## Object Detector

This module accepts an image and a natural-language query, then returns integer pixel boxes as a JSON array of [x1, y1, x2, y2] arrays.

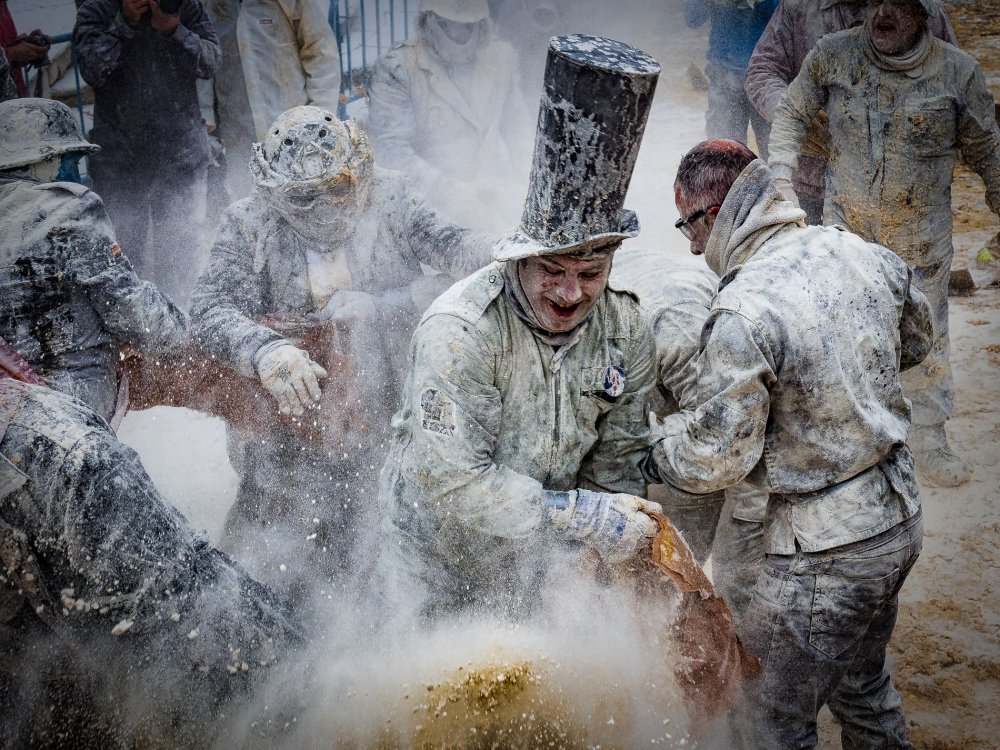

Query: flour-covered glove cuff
[[545, 489, 662, 564]]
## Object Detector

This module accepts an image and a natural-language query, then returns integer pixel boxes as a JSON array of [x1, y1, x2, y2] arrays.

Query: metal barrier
[[330, 0, 418, 116]]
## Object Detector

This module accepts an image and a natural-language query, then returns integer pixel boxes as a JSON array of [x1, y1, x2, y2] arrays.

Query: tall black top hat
[[494, 34, 660, 262]]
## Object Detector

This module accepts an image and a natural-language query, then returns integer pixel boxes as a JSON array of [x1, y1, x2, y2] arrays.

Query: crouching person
[[0, 98, 187, 427], [378, 36, 663, 619], [0, 369, 301, 748], [646, 140, 934, 748]]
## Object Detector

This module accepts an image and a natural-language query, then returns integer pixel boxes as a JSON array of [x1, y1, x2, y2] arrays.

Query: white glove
[[545, 489, 663, 564], [319, 290, 379, 324], [256, 344, 327, 416], [773, 177, 800, 208]]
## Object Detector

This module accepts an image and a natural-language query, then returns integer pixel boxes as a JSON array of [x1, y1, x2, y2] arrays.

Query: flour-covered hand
[[256, 343, 327, 416], [545, 489, 662, 564]]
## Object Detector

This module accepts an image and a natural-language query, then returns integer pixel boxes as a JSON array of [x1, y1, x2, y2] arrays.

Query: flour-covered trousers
[[711, 488, 765, 634], [222, 425, 383, 611], [89, 156, 208, 307], [705, 62, 771, 161], [734, 511, 923, 750], [901, 249, 953, 430]]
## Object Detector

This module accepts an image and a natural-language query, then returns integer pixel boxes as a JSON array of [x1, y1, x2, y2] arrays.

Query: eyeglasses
[[674, 206, 720, 240]]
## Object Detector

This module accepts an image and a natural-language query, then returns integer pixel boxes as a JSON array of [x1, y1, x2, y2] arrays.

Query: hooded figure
[[647, 141, 934, 748], [0, 98, 187, 427], [189, 106, 493, 612], [377, 35, 663, 621], [367, 0, 532, 232], [765, 0, 1000, 486]]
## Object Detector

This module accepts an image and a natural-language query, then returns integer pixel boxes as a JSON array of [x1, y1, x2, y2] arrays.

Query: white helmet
[[250, 107, 375, 240], [419, 0, 489, 23], [0, 98, 99, 172]]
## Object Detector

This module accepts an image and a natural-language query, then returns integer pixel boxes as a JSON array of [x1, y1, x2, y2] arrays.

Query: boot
[[910, 425, 971, 487]]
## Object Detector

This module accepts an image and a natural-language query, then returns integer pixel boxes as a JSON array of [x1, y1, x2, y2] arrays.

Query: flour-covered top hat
[[494, 34, 660, 262]]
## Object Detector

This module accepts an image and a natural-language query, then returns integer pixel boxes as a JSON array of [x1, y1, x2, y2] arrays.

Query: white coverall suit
[[237, 0, 342, 141], [378, 261, 657, 619]]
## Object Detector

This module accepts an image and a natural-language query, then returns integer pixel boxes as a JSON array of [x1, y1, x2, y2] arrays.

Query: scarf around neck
[[863, 20, 931, 73]]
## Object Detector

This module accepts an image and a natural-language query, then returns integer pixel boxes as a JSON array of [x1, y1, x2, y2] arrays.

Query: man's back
[[721, 224, 922, 493]]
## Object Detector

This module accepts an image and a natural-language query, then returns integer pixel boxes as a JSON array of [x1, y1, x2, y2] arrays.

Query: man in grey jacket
[[0, 98, 187, 426], [74, 0, 221, 305], [744, 0, 954, 224], [190, 106, 493, 608], [646, 140, 934, 748], [766, 0, 1000, 486], [378, 35, 663, 621]]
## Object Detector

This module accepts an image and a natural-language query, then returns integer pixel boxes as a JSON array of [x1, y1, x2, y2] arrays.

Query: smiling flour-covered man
[[377, 35, 664, 619]]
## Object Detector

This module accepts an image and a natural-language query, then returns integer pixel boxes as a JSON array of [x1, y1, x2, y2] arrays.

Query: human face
[[437, 16, 476, 44], [674, 185, 718, 257], [517, 252, 614, 334], [867, 0, 925, 55]]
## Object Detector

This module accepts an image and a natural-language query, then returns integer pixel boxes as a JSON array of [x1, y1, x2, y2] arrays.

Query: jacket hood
[[704, 159, 806, 277]]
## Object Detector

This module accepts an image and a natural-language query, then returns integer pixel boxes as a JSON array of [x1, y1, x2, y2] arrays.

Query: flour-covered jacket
[[745, 0, 955, 202], [190, 168, 493, 378], [612, 247, 768, 525], [367, 33, 531, 230], [380, 262, 656, 571], [611, 249, 719, 414], [0, 380, 299, 734], [0, 177, 187, 422], [647, 161, 934, 555], [237, 0, 342, 141], [768, 26, 1000, 267]]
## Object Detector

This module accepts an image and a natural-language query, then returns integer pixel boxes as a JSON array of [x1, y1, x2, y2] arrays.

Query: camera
[[157, 0, 183, 14]]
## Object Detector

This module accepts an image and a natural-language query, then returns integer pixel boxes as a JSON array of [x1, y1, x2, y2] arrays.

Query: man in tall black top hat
[[376, 35, 664, 618]]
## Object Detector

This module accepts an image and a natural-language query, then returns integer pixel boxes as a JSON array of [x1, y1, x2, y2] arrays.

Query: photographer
[[0, 0, 50, 97], [73, 0, 220, 306]]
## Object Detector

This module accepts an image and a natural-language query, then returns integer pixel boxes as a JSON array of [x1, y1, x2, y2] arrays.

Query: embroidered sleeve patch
[[420, 388, 456, 437]]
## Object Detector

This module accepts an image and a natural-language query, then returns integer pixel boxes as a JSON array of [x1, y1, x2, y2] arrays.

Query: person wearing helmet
[[376, 37, 662, 620], [0, 98, 188, 426], [189, 106, 494, 610], [766, 0, 1000, 487], [367, 0, 532, 232]]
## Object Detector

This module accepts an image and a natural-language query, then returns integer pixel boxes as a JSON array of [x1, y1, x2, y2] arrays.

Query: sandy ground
[[115, 1, 1000, 747]]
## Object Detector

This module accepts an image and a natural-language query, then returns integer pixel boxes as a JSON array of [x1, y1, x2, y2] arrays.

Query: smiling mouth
[[547, 300, 581, 318], [874, 21, 897, 33]]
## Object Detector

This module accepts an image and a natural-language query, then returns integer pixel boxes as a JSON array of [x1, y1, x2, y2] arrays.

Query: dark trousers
[[734, 512, 923, 749], [90, 155, 208, 307]]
